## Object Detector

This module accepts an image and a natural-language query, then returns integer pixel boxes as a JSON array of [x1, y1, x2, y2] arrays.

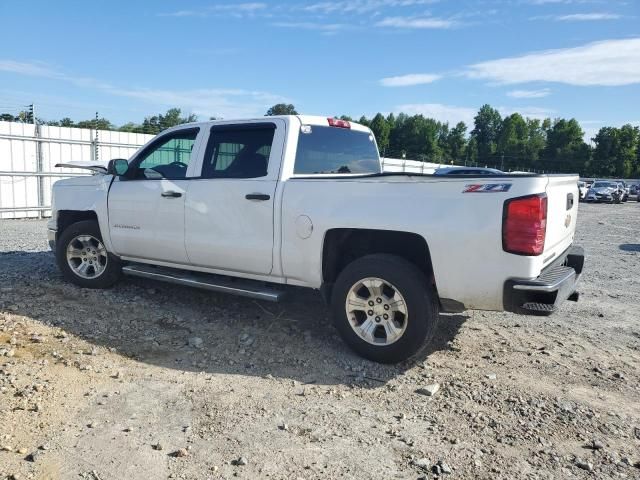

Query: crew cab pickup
[[48, 115, 584, 363]]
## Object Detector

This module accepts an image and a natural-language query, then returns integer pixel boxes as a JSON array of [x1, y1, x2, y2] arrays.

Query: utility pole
[[94, 111, 99, 162], [32, 103, 45, 219]]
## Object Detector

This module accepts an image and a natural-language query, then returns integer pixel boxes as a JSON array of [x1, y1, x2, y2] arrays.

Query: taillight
[[327, 117, 351, 129], [502, 194, 547, 256]]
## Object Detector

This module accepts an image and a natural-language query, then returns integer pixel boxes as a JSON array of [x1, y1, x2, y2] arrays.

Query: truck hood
[[55, 161, 108, 174], [590, 187, 614, 194], [54, 173, 111, 188]]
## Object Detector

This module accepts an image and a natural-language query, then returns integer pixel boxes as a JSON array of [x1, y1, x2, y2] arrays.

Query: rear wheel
[[331, 254, 439, 363], [56, 220, 122, 288]]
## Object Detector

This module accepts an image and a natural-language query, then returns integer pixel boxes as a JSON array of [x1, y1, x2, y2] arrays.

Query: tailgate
[[544, 175, 579, 264]]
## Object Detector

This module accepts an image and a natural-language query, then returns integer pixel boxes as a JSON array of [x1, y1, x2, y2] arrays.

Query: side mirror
[[107, 158, 129, 176]]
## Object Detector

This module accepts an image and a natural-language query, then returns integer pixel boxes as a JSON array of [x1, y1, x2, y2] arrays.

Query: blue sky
[[0, 0, 638, 140]]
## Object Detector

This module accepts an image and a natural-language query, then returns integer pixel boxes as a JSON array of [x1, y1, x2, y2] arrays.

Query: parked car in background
[[630, 183, 639, 196], [586, 181, 624, 203], [577, 181, 588, 201], [614, 180, 630, 202]]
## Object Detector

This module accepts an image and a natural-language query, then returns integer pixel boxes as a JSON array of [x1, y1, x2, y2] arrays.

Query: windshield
[[592, 182, 613, 188], [294, 126, 380, 174]]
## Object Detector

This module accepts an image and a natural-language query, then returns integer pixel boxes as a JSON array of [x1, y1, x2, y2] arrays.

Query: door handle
[[245, 193, 270, 201], [161, 191, 182, 198]]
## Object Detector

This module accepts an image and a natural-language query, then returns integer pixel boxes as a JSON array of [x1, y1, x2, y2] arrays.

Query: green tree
[[592, 127, 618, 176], [592, 124, 639, 177], [118, 122, 141, 133], [466, 137, 479, 165], [76, 117, 114, 130], [471, 105, 502, 163], [524, 118, 547, 169], [497, 113, 527, 170], [265, 103, 298, 116], [134, 108, 197, 135], [388, 113, 406, 158], [403, 115, 443, 161], [369, 113, 391, 154], [543, 119, 591, 173], [445, 121, 467, 163], [617, 124, 639, 178], [357, 115, 370, 128]]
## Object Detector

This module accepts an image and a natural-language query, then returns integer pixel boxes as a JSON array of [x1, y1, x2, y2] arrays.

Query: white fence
[[0, 121, 153, 219], [381, 158, 450, 174]]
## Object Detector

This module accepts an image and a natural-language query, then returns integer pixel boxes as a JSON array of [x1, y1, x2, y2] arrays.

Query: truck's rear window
[[294, 126, 380, 175]]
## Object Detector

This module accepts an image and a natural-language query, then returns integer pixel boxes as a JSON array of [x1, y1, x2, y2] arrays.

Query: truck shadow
[[619, 244, 640, 253], [0, 251, 467, 388]]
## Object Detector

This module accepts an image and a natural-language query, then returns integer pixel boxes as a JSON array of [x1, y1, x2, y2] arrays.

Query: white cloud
[[527, 0, 587, 4], [106, 88, 286, 119], [159, 3, 267, 18], [271, 22, 350, 32], [0, 60, 61, 78], [380, 73, 441, 87], [375, 16, 456, 28], [553, 13, 621, 21], [0, 60, 288, 119], [395, 103, 477, 125], [507, 88, 551, 98], [208, 3, 266, 12], [464, 37, 640, 86], [158, 10, 203, 18], [301, 0, 439, 15]]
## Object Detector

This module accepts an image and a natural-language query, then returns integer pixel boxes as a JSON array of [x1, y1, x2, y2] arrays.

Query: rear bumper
[[504, 245, 584, 315]]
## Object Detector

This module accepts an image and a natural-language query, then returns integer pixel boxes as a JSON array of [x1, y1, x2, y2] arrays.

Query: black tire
[[56, 220, 122, 289], [330, 254, 439, 364]]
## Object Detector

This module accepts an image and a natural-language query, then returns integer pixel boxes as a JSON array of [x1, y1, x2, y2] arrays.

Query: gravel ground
[[1, 203, 639, 480]]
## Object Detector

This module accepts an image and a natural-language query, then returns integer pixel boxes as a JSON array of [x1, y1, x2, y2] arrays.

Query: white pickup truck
[[48, 115, 584, 363]]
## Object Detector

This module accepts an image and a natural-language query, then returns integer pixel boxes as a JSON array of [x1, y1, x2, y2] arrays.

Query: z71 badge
[[463, 183, 512, 193]]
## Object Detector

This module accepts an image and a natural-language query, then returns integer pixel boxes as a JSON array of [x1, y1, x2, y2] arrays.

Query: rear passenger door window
[[201, 124, 275, 179]]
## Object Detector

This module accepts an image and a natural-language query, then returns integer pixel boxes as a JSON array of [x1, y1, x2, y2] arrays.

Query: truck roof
[[166, 115, 371, 134]]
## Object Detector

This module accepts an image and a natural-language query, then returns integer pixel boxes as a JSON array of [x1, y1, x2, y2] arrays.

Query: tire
[[56, 220, 122, 289], [330, 254, 439, 363]]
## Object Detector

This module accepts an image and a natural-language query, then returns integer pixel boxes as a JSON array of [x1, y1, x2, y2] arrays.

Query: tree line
[[264, 103, 639, 177], [2, 103, 638, 178]]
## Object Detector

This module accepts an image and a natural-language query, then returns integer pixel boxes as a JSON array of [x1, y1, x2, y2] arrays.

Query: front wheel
[[331, 254, 439, 363], [56, 220, 122, 289]]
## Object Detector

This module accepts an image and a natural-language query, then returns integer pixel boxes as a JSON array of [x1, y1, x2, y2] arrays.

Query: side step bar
[[122, 264, 285, 302]]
